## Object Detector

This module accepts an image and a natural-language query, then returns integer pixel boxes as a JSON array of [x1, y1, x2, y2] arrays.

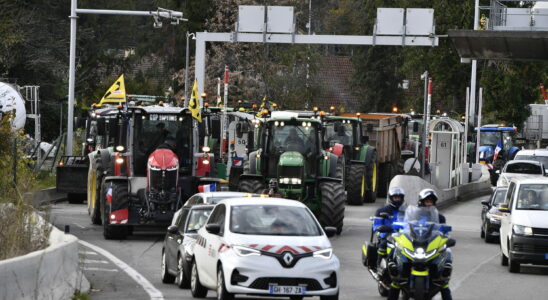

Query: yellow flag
[[216, 95, 222, 106], [97, 75, 126, 107], [188, 79, 202, 122], [256, 96, 267, 117]]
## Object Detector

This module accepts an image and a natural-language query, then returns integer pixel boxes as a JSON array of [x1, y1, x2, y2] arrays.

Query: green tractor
[[323, 115, 378, 205], [238, 111, 346, 233]]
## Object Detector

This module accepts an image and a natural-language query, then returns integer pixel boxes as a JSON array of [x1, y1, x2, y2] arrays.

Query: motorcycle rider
[[374, 187, 406, 269], [387, 188, 453, 300]]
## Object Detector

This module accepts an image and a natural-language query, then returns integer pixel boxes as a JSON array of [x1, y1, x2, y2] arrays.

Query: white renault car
[[191, 198, 339, 300]]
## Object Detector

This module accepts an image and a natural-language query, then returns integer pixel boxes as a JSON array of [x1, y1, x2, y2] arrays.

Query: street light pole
[[184, 32, 195, 108], [67, 0, 78, 155], [65, 2, 186, 155]]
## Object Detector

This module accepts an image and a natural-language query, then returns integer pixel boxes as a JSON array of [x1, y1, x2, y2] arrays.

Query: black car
[[481, 187, 507, 243], [161, 204, 214, 288]]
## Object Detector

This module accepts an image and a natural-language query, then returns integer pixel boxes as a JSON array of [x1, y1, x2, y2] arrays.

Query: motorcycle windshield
[[404, 206, 440, 224]]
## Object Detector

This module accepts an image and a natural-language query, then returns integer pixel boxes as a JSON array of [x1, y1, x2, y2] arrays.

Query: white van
[[499, 177, 548, 273]]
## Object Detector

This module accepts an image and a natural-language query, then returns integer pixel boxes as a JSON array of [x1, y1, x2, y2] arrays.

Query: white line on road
[[79, 240, 164, 300], [79, 250, 98, 256], [83, 267, 119, 272], [73, 222, 86, 229], [83, 259, 110, 264], [451, 252, 500, 291]]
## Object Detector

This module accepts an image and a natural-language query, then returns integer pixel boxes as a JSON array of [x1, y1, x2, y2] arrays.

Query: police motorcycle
[[361, 210, 404, 297], [385, 206, 456, 300]]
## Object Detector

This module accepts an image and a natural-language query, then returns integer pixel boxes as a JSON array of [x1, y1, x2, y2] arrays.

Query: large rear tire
[[346, 163, 366, 206], [88, 156, 103, 225], [102, 182, 129, 240], [320, 181, 345, 234], [238, 177, 265, 194]]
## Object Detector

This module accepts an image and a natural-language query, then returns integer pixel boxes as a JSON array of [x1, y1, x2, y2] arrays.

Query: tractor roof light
[[324, 155, 330, 160], [116, 145, 125, 152], [313, 106, 319, 111], [115, 157, 124, 164], [356, 112, 361, 116], [205, 102, 209, 107], [202, 146, 211, 153], [320, 111, 326, 116]]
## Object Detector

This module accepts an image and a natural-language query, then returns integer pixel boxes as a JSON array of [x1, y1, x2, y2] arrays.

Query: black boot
[[387, 287, 400, 300], [440, 287, 453, 300]]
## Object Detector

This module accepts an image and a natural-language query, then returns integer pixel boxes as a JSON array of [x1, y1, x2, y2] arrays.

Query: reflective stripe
[[362, 244, 367, 256], [411, 269, 429, 276], [390, 283, 400, 289], [377, 250, 386, 255], [443, 284, 449, 289]]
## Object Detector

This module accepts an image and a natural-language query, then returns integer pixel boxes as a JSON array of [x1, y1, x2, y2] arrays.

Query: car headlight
[[313, 248, 332, 260], [232, 245, 261, 257], [513, 225, 533, 236], [403, 247, 437, 260]]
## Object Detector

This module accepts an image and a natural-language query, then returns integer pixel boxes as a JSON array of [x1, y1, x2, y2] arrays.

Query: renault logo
[[282, 252, 294, 266]]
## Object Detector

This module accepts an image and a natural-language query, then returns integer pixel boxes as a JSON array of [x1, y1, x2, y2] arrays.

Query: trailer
[[342, 113, 408, 197]]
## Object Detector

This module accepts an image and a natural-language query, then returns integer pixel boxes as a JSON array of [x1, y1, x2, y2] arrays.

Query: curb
[[24, 187, 66, 207]]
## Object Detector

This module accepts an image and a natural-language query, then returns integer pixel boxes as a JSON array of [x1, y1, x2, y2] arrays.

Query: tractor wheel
[[88, 156, 103, 225], [364, 151, 378, 203], [238, 177, 265, 194], [102, 182, 129, 240], [346, 163, 366, 206], [320, 181, 346, 234]]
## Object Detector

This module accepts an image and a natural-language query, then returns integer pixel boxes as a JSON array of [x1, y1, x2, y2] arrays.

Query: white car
[[499, 177, 548, 273], [514, 149, 548, 172], [496, 160, 545, 187], [191, 197, 339, 300]]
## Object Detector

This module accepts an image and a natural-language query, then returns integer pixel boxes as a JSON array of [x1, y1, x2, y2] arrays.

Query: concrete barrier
[[23, 187, 67, 207], [0, 220, 89, 300], [389, 164, 492, 208]]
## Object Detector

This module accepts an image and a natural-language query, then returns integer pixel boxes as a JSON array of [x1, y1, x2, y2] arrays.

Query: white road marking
[[83, 259, 109, 264], [73, 222, 86, 229], [79, 240, 164, 300], [79, 250, 98, 256], [451, 252, 500, 291], [83, 267, 119, 272]]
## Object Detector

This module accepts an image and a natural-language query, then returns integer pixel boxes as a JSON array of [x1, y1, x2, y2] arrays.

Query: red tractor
[[90, 105, 215, 239]]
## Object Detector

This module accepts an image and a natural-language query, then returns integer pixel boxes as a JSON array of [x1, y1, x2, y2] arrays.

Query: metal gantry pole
[[421, 71, 429, 179], [184, 32, 192, 108], [469, 0, 480, 128], [464, 87, 470, 166], [476, 88, 483, 164]]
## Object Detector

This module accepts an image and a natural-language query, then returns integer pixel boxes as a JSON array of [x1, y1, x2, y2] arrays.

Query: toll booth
[[428, 118, 464, 189]]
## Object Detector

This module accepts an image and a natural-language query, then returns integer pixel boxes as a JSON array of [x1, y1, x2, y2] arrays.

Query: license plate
[[269, 285, 307, 295]]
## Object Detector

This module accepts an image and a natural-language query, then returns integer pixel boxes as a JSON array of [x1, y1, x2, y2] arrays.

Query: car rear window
[[514, 155, 548, 168], [505, 163, 542, 174], [516, 184, 548, 211], [230, 205, 322, 236]]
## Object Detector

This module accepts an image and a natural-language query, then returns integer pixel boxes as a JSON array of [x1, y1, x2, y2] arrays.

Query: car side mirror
[[446, 238, 456, 248], [324, 226, 337, 238], [206, 223, 221, 234], [481, 199, 490, 206], [167, 225, 180, 235], [498, 203, 510, 213], [413, 122, 419, 133], [361, 136, 369, 144]]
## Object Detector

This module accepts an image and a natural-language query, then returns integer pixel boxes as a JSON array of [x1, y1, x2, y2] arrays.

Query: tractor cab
[[474, 125, 518, 164], [83, 106, 119, 155]]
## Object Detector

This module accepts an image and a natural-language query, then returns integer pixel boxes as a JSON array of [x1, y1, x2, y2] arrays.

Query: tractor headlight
[[513, 225, 533, 236], [480, 152, 484, 159], [203, 159, 210, 165], [279, 178, 301, 185], [115, 157, 124, 164], [202, 146, 210, 153], [232, 245, 261, 257], [291, 178, 301, 184], [313, 248, 333, 260], [116, 145, 125, 152]]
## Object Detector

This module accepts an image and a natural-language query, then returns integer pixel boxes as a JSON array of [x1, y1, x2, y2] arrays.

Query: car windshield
[[514, 155, 548, 168], [207, 195, 255, 204], [480, 131, 500, 146], [268, 123, 318, 155], [185, 208, 213, 233], [505, 163, 542, 174], [493, 189, 507, 205], [230, 205, 322, 236], [324, 121, 354, 146], [516, 184, 548, 211]]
